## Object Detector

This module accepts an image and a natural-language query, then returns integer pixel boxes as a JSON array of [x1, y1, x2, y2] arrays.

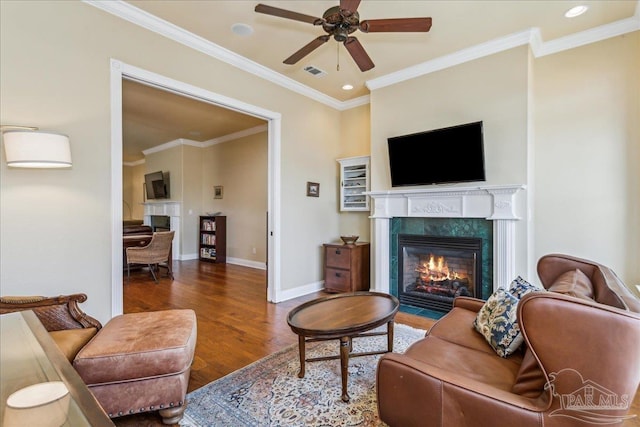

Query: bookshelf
[[199, 215, 226, 263]]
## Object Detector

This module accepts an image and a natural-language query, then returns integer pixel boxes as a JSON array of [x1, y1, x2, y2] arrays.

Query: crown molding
[[531, 15, 640, 57], [123, 158, 145, 167], [367, 10, 640, 91], [142, 138, 194, 156], [366, 29, 533, 91], [203, 124, 268, 147], [137, 125, 269, 160], [84, 0, 348, 110], [86, 0, 639, 109]]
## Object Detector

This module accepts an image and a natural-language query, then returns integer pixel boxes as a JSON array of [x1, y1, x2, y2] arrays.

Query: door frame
[[109, 59, 282, 315]]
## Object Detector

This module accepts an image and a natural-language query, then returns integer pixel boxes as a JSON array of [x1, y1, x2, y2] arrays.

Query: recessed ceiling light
[[342, 84, 354, 91], [231, 23, 253, 36], [564, 5, 589, 18]]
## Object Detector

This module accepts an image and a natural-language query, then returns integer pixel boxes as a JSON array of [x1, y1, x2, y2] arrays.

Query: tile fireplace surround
[[367, 184, 525, 296]]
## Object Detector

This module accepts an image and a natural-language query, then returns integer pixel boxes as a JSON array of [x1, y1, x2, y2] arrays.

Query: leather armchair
[[377, 254, 640, 426]]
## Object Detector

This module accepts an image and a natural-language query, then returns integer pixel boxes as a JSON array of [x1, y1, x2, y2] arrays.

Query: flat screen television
[[387, 121, 486, 187], [144, 171, 170, 199]]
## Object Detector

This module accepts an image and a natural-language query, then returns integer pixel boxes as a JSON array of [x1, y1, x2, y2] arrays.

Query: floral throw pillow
[[473, 288, 523, 357], [509, 276, 543, 299]]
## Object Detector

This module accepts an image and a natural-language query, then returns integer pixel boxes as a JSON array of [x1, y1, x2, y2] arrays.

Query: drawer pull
[[335, 249, 341, 255], [335, 272, 342, 278]]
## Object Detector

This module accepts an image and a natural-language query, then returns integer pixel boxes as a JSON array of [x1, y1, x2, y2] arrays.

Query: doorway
[[110, 59, 282, 316]]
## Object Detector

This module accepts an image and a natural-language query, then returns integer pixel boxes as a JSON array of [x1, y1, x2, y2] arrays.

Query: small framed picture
[[214, 185, 224, 199], [307, 182, 319, 197]]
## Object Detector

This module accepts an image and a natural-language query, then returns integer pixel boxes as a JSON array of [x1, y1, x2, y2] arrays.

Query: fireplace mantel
[[143, 201, 181, 260], [366, 184, 525, 295]]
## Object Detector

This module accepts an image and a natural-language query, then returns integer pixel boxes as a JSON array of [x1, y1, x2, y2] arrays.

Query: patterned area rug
[[181, 323, 426, 427]]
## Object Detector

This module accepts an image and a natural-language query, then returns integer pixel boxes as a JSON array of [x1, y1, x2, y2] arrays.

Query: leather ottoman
[[73, 309, 197, 424]]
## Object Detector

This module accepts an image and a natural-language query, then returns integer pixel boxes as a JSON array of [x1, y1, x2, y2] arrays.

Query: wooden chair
[[0, 293, 102, 361], [126, 230, 175, 283]]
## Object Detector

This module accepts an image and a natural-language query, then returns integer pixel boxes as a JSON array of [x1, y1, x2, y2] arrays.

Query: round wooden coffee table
[[287, 291, 400, 402]]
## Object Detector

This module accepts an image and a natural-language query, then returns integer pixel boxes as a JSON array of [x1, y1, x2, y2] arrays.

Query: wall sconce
[[1, 125, 72, 168]]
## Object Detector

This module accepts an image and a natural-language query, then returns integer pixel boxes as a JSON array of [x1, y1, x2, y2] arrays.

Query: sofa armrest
[[453, 296, 485, 312], [0, 294, 102, 331], [519, 292, 640, 417]]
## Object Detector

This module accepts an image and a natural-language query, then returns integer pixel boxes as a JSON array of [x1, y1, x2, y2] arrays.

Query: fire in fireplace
[[398, 234, 483, 313]]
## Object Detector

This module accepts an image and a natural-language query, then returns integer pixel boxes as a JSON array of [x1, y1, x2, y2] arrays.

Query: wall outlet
[[252, 247, 257, 254]]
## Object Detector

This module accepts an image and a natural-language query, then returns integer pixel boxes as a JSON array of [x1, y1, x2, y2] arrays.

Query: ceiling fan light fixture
[[564, 5, 589, 18], [231, 23, 254, 36]]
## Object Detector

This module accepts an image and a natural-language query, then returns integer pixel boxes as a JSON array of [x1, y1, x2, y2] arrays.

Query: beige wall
[[202, 132, 268, 264], [338, 104, 372, 242], [122, 163, 145, 220], [368, 34, 639, 289], [533, 32, 640, 285], [181, 145, 204, 258], [0, 1, 343, 323], [370, 47, 532, 280]]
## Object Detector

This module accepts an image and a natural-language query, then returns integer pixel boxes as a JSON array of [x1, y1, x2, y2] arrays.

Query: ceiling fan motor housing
[[322, 6, 359, 42]]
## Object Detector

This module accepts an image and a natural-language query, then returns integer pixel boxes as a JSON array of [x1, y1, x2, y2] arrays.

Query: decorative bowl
[[340, 235, 359, 245]]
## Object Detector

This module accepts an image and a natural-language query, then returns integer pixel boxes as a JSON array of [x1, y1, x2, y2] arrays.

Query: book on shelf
[[201, 219, 216, 231]]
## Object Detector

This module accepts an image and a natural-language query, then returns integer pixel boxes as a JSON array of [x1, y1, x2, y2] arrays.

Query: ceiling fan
[[255, 0, 432, 72]]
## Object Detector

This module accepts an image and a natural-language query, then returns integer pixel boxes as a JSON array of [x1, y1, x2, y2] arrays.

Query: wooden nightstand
[[323, 242, 370, 293]]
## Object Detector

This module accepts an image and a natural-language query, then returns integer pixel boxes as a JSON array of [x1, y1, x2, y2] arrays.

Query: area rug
[[181, 323, 426, 427]]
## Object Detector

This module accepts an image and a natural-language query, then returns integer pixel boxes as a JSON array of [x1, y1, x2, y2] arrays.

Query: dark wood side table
[[323, 242, 370, 293], [287, 292, 399, 402]]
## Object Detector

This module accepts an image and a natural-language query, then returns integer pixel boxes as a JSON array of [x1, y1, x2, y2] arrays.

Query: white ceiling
[[117, 0, 639, 161]]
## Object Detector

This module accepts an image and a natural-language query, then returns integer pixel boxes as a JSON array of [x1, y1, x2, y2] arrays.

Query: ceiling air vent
[[303, 65, 327, 78]]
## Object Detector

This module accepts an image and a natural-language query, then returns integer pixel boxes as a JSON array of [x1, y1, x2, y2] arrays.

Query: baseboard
[[275, 280, 325, 303], [227, 257, 266, 270], [180, 253, 199, 261]]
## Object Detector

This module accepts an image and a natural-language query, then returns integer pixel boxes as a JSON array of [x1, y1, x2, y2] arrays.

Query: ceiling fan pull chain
[[337, 42, 340, 71]]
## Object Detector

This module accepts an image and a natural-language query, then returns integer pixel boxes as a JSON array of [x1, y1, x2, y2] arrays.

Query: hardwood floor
[[117, 260, 434, 426], [117, 260, 639, 427]]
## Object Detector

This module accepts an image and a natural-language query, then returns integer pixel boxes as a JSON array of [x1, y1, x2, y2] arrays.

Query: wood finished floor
[[116, 260, 639, 427], [116, 260, 435, 426]]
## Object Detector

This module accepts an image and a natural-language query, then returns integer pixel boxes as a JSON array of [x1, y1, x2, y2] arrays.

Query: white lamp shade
[[3, 130, 71, 168], [3, 381, 70, 427]]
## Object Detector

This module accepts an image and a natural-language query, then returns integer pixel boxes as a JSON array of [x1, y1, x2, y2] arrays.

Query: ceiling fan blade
[[344, 37, 375, 72], [340, 0, 361, 14], [283, 36, 330, 65], [359, 17, 432, 33], [255, 4, 323, 25]]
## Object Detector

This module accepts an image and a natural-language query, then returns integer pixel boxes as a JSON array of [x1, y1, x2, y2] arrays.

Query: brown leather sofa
[[377, 254, 640, 426]]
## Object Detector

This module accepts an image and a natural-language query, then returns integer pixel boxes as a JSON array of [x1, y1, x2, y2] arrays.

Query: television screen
[[144, 171, 170, 199], [387, 121, 485, 187]]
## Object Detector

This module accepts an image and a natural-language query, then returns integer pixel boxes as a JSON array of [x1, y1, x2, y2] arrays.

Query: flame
[[416, 254, 462, 282]]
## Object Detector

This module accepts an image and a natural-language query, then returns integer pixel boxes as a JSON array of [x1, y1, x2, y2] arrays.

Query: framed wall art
[[307, 182, 319, 197]]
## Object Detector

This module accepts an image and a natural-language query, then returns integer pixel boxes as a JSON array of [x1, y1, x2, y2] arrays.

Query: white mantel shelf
[[365, 184, 526, 295], [366, 184, 525, 220]]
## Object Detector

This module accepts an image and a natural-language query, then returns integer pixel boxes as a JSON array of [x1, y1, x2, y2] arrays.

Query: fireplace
[[150, 215, 170, 232], [398, 234, 483, 313]]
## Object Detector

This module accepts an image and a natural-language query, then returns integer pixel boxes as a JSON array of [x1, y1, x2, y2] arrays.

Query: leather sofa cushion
[[427, 306, 497, 355], [49, 327, 98, 362], [511, 348, 546, 397], [547, 268, 594, 301], [73, 309, 196, 385], [404, 335, 523, 392]]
